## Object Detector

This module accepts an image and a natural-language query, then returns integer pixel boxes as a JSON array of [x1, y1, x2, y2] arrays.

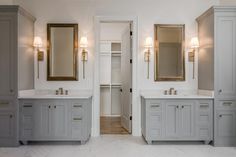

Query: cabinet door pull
[[10, 115, 13, 118], [218, 89, 222, 93], [222, 102, 233, 106], [182, 106, 184, 108], [0, 102, 9, 105], [73, 105, 82, 108], [48, 106, 51, 109], [200, 105, 209, 108], [54, 106, 56, 109], [73, 118, 82, 121], [10, 89, 13, 93], [176, 106, 179, 109], [23, 105, 32, 108], [219, 115, 222, 118], [150, 105, 160, 108]]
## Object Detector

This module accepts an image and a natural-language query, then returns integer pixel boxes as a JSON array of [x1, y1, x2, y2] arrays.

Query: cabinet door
[[0, 15, 16, 96], [38, 103, 51, 138], [179, 102, 195, 138], [216, 111, 236, 137], [20, 101, 34, 139], [52, 103, 68, 138], [0, 112, 13, 138], [215, 16, 236, 98], [165, 103, 179, 138]]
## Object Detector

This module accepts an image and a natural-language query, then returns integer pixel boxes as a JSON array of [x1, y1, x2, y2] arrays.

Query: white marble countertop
[[140, 90, 214, 99], [18, 89, 93, 99]]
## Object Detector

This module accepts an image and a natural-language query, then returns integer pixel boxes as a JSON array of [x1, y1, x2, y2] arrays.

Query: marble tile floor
[[0, 135, 236, 157]]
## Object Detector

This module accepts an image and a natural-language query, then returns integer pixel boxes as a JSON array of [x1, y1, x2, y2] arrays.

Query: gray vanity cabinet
[[19, 98, 92, 144], [141, 98, 213, 144], [164, 101, 194, 139], [197, 6, 236, 146], [0, 112, 14, 139], [0, 6, 35, 146]]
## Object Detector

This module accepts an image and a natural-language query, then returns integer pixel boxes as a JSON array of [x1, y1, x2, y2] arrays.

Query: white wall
[[100, 23, 129, 41], [0, 0, 13, 5], [11, 0, 220, 136], [220, 0, 236, 5]]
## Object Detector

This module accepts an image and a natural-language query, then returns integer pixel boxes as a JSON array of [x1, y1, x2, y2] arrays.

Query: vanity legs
[[146, 141, 152, 145], [204, 140, 211, 145], [21, 141, 28, 145]]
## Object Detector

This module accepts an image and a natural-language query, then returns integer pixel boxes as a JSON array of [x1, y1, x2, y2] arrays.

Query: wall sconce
[[80, 36, 88, 79], [189, 37, 199, 79], [33, 36, 43, 79], [144, 37, 153, 79]]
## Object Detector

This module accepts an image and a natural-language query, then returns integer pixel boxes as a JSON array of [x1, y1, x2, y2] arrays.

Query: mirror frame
[[47, 23, 78, 81], [154, 24, 185, 81]]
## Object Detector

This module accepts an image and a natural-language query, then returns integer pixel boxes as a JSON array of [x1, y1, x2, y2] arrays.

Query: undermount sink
[[18, 90, 93, 99], [140, 90, 214, 99]]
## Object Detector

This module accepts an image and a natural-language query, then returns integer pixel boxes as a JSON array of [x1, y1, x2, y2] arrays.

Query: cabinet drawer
[[72, 103, 84, 116], [146, 101, 162, 112], [198, 127, 211, 138], [148, 113, 162, 128], [218, 100, 236, 109], [0, 99, 13, 109]]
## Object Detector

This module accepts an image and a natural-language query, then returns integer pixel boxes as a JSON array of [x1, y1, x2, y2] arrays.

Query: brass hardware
[[144, 49, 151, 79], [23, 105, 32, 108], [151, 105, 160, 108], [174, 90, 177, 95], [0, 102, 9, 105], [222, 102, 233, 106], [82, 49, 88, 79], [168, 88, 175, 95], [200, 105, 209, 108], [73, 118, 82, 121], [73, 105, 82, 108], [164, 90, 168, 95], [47, 23, 78, 81]]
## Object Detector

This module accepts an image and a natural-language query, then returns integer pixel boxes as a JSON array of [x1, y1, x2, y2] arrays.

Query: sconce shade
[[33, 36, 43, 48], [190, 37, 199, 48], [80, 36, 88, 48], [144, 37, 153, 48]]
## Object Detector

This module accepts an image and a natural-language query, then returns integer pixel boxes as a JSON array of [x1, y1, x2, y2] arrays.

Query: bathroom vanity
[[18, 90, 92, 144], [141, 92, 213, 144]]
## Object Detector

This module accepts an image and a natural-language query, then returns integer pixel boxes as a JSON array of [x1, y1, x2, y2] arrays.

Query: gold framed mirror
[[154, 24, 185, 81], [47, 23, 78, 81]]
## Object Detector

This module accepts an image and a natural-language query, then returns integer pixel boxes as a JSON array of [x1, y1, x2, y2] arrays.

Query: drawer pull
[[150, 105, 160, 108], [73, 118, 82, 121], [222, 102, 233, 106], [219, 115, 222, 118], [0, 102, 9, 105], [73, 105, 82, 108], [200, 105, 209, 108], [23, 105, 32, 108]]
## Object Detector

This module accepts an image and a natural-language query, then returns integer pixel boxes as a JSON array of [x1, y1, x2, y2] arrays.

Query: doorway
[[99, 22, 132, 134]]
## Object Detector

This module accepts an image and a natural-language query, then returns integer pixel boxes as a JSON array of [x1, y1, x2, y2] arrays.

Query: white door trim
[[93, 16, 139, 136]]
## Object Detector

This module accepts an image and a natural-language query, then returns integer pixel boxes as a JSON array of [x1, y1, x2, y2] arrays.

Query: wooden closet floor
[[100, 117, 129, 134]]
